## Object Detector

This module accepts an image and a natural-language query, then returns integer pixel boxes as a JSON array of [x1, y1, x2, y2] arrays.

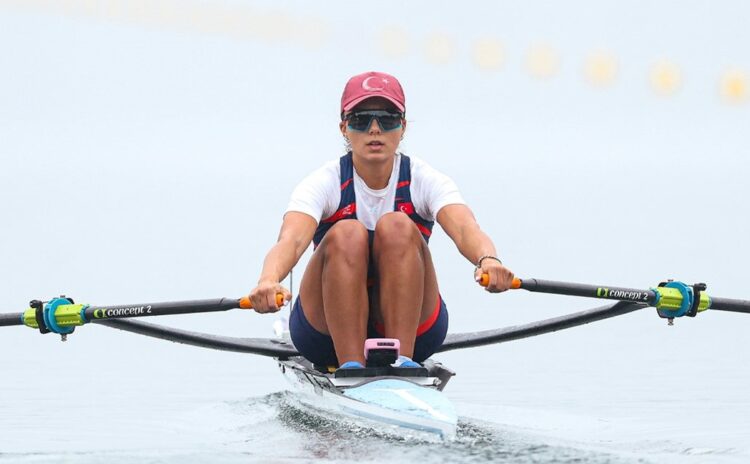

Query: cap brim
[[342, 94, 405, 113]]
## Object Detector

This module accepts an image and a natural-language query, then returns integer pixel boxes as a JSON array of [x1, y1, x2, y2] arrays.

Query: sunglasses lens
[[347, 113, 373, 131], [377, 114, 402, 131], [347, 111, 403, 132]]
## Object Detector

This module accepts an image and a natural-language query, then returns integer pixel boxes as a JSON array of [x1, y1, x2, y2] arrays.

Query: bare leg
[[298, 220, 370, 366], [371, 212, 440, 358]]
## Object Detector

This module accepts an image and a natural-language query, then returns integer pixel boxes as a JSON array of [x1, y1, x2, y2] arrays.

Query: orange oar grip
[[479, 273, 522, 289], [239, 293, 285, 309]]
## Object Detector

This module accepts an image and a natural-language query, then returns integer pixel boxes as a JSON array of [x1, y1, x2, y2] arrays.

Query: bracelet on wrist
[[475, 255, 503, 269]]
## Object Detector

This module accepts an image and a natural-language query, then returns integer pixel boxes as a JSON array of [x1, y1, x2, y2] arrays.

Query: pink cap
[[341, 71, 405, 114]]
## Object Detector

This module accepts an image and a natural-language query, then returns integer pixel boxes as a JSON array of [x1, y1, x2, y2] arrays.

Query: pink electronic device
[[364, 338, 400, 367]]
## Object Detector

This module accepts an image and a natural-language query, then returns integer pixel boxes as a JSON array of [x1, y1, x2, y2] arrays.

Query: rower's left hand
[[475, 260, 514, 293]]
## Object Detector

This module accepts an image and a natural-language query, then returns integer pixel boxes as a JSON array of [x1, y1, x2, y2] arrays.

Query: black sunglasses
[[345, 110, 404, 132]]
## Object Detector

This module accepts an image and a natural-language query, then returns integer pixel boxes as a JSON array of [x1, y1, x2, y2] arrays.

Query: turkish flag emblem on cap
[[341, 71, 406, 113]]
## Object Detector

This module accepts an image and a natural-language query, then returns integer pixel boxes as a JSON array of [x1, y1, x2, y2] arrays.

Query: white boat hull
[[278, 357, 457, 440]]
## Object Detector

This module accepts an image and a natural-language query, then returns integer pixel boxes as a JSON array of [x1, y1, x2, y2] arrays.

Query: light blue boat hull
[[279, 357, 457, 439]]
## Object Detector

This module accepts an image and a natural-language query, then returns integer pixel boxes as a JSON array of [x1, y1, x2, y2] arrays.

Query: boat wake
[[2, 390, 735, 464], [239, 391, 648, 464]]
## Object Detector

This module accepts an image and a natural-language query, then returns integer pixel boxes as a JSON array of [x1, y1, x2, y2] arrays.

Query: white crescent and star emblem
[[362, 76, 389, 91]]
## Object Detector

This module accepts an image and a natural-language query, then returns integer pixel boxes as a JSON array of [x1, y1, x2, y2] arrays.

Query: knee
[[322, 220, 369, 260], [374, 212, 420, 248]]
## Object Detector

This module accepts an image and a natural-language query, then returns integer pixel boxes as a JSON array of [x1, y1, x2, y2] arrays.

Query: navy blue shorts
[[289, 295, 449, 367]]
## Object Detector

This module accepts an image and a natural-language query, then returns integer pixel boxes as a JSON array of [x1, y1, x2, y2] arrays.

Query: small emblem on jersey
[[322, 203, 356, 223]]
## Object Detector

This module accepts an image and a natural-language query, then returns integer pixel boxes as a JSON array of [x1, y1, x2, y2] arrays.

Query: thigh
[[297, 243, 328, 333], [297, 219, 369, 334], [411, 297, 449, 362], [370, 234, 441, 325], [288, 296, 338, 367], [419, 238, 441, 318]]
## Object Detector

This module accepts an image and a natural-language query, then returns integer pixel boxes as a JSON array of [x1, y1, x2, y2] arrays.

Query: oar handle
[[238, 293, 285, 310], [479, 273, 522, 289]]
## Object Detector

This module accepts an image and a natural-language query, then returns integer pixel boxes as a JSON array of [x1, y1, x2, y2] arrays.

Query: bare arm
[[437, 204, 514, 292], [249, 212, 318, 312]]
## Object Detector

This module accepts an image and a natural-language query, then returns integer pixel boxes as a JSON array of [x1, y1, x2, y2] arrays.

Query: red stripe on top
[[372, 296, 442, 337], [321, 203, 356, 223], [396, 180, 410, 189], [415, 222, 432, 237], [340, 178, 353, 190], [416, 297, 442, 336]]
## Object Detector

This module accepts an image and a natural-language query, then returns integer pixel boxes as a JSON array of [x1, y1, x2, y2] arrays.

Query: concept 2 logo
[[92, 306, 153, 319], [597, 288, 649, 302]]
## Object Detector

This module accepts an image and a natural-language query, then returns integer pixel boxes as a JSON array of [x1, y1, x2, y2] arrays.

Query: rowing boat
[[278, 356, 457, 439], [2, 276, 749, 440]]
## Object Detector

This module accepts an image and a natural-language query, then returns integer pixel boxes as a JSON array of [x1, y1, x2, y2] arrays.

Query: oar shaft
[[83, 298, 241, 321], [2, 294, 282, 332], [517, 278, 655, 304], [708, 296, 750, 314], [0, 312, 22, 327], [483, 274, 750, 315]]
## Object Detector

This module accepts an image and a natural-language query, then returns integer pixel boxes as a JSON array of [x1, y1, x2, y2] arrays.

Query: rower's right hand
[[248, 280, 291, 313], [475, 261, 514, 293]]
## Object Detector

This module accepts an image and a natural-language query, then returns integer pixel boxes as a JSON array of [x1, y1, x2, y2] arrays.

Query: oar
[[0, 294, 285, 338], [480, 274, 750, 321]]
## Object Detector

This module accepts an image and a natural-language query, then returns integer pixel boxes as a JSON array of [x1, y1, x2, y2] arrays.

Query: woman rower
[[248, 71, 514, 370]]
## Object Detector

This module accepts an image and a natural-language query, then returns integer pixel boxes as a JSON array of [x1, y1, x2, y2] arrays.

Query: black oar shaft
[[83, 298, 241, 321], [0, 312, 22, 327], [519, 278, 655, 304], [708, 296, 750, 314], [515, 278, 750, 314]]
